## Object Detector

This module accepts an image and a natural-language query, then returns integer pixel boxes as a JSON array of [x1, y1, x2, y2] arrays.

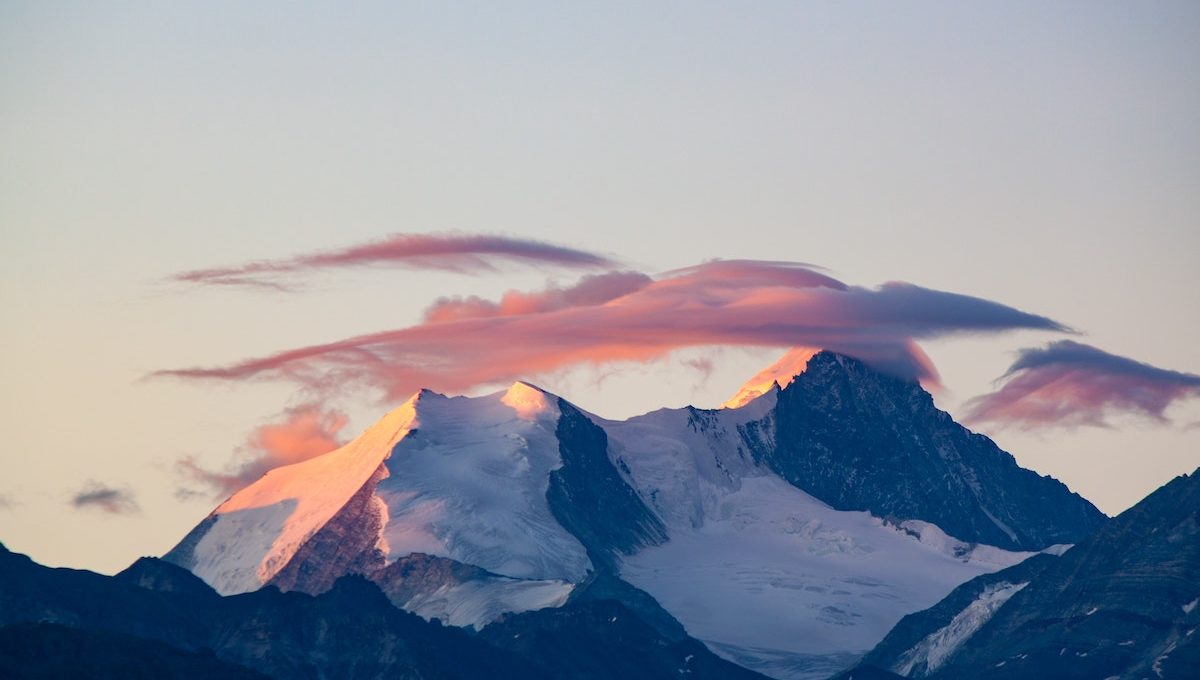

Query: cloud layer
[[158, 260, 1069, 401], [71, 483, 140, 515], [173, 233, 620, 290], [964, 340, 1200, 429], [178, 403, 348, 498]]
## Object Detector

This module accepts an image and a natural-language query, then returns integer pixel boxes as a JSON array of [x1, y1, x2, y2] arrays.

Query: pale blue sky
[[1, 1, 1197, 573]]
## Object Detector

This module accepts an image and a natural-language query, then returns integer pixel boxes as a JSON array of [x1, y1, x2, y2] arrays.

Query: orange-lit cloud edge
[[157, 259, 1069, 403]]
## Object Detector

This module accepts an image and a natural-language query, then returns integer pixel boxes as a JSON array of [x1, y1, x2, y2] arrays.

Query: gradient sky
[[2, 1, 1198, 575]]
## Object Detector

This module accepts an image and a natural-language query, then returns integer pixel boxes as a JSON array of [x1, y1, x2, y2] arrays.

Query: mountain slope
[[763, 352, 1106, 551], [853, 467, 1200, 679]]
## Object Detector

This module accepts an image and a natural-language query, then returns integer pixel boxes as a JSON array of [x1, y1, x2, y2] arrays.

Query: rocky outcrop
[[548, 400, 668, 569], [760, 352, 1107, 551], [268, 464, 389, 594]]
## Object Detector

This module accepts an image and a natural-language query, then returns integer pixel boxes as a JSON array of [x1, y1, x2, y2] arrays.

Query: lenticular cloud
[[964, 340, 1200, 429], [172, 233, 620, 290], [157, 260, 1069, 401]]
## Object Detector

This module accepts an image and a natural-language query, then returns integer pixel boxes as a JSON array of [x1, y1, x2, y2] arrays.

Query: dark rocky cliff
[[760, 352, 1107, 551]]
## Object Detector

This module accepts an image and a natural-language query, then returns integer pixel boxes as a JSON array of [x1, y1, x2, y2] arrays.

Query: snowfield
[[619, 475, 1026, 680]]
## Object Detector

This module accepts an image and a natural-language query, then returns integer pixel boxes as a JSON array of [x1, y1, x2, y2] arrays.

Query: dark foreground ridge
[[0, 543, 765, 680]]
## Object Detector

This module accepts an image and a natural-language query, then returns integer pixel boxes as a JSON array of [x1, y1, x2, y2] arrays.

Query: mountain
[[0, 542, 762, 679], [847, 467, 1200, 679], [762, 352, 1106, 551], [162, 350, 1105, 679]]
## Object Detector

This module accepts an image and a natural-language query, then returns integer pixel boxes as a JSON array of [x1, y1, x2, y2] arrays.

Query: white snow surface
[[896, 520, 1034, 570], [188, 396, 419, 595], [402, 576, 574, 629], [376, 383, 592, 582], [607, 401, 1031, 680], [893, 581, 1029, 676]]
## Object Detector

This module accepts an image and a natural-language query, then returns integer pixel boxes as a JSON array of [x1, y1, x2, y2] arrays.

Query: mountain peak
[[502, 380, 557, 420], [763, 351, 1107, 551], [722, 347, 820, 409]]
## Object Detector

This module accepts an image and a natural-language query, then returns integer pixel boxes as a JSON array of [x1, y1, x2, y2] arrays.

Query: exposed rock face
[[365, 552, 574, 628], [268, 464, 389, 594], [566, 568, 688, 642], [368, 552, 494, 607], [852, 468, 1200, 679], [762, 352, 1107, 551], [547, 399, 668, 569]]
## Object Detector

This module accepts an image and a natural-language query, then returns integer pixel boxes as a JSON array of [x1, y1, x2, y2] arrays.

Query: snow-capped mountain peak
[[722, 347, 819, 408], [168, 393, 420, 596], [166, 350, 1105, 679], [501, 380, 556, 420]]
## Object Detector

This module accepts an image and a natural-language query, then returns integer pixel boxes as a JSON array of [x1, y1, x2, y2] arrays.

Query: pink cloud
[[178, 403, 348, 497], [173, 233, 620, 290], [963, 340, 1200, 429], [157, 260, 1068, 403], [424, 271, 652, 322]]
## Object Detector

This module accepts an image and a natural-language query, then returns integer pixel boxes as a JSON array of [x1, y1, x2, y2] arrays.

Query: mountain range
[[2, 351, 1191, 679]]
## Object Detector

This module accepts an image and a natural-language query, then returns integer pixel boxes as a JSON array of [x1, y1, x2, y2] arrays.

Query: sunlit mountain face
[[159, 351, 1104, 679]]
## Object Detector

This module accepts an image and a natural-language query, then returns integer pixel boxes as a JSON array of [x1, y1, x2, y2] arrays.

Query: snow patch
[[501, 381, 553, 420], [402, 577, 573, 629], [895, 520, 1034, 570], [893, 581, 1029, 676], [1040, 543, 1073, 556]]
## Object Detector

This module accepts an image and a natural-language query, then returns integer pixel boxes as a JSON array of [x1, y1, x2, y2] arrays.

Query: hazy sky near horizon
[[2, 1, 1198, 574]]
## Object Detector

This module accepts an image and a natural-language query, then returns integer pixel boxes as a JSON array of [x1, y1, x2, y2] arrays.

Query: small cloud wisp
[[178, 403, 348, 498], [172, 233, 620, 290], [964, 340, 1200, 429], [71, 483, 140, 515]]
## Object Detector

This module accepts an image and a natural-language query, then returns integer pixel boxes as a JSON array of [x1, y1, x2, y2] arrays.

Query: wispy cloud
[[156, 260, 1069, 401], [964, 340, 1200, 429], [424, 270, 652, 322], [172, 233, 620, 290], [177, 403, 348, 498], [71, 483, 139, 515]]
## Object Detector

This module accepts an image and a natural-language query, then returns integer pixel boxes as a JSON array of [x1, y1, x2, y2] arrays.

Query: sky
[[1, 1, 1198, 575]]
